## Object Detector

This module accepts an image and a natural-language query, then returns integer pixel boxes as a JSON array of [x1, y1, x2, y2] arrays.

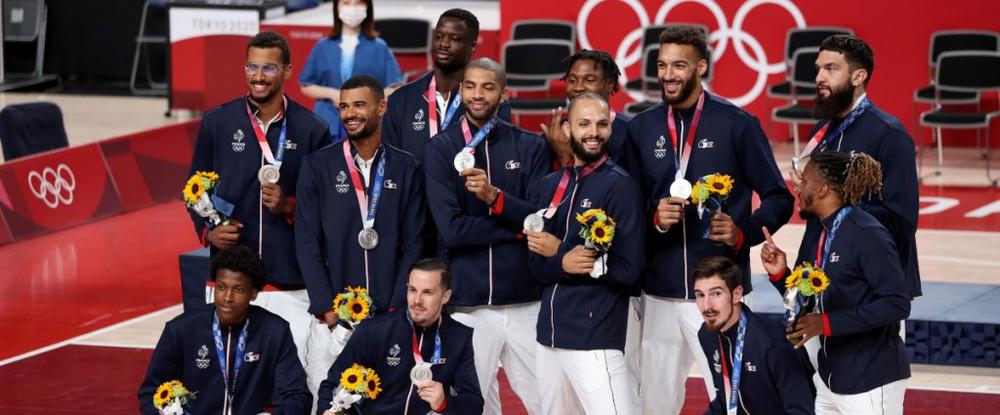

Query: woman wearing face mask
[[300, 0, 402, 141]]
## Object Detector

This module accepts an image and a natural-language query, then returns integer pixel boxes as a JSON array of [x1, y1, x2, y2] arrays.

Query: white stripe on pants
[[814, 372, 907, 415], [452, 302, 542, 415], [639, 294, 716, 415], [625, 296, 643, 381], [536, 345, 639, 415]]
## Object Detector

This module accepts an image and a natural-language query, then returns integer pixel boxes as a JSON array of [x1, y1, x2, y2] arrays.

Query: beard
[[663, 74, 699, 105], [703, 307, 731, 333], [814, 82, 856, 118], [570, 133, 608, 164], [797, 192, 817, 220], [465, 100, 501, 124], [249, 80, 278, 104], [345, 116, 378, 141]]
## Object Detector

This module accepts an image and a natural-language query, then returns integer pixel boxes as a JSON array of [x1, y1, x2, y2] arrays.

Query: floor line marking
[[70, 340, 157, 350]]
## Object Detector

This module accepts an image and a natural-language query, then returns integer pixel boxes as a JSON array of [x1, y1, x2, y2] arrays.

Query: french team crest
[[412, 108, 426, 131], [232, 129, 246, 152], [654, 135, 667, 159], [387, 343, 401, 366], [196, 345, 211, 369], [336, 170, 350, 194]]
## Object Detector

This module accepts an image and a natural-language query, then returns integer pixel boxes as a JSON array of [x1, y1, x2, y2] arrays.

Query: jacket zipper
[[551, 179, 580, 347], [678, 117, 689, 299], [485, 140, 494, 305]]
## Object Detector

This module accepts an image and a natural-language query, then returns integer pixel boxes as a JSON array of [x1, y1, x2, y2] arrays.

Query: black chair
[[624, 45, 661, 115], [771, 48, 821, 157], [511, 19, 575, 44], [0, 102, 69, 161], [375, 18, 432, 82], [767, 27, 852, 100], [503, 40, 574, 115], [914, 30, 999, 105], [285, 0, 320, 13], [130, 0, 168, 96], [919, 51, 1000, 185], [2, 0, 58, 91], [624, 23, 709, 97]]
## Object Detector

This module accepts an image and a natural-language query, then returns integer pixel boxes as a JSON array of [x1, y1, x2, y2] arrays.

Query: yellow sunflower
[[705, 174, 734, 197], [576, 208, 602, 225], [182, 175, 205, 204], [340, 365, 366, 392], [785, 267, 804, 290], [590, 221, 614, 245], [347, 297, 370, 322], [332, 293, 347, 312], [808, 268, 830, 294], [364, 371, 383, 400], [153, 382, 175, 409], [197, 171, 219, 182]]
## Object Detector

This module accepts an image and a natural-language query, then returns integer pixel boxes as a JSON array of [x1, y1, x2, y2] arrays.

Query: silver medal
[[523, 212, 545, 233], [669, 179, 693, 199], [358, 227, 379, 250], [258, 164, 280, 184], [410, 362, 433, 383], [453, 150, 475, 172]]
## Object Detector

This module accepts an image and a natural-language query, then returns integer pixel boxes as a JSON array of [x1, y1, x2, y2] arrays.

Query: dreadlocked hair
[[810, 151, 883, 204]]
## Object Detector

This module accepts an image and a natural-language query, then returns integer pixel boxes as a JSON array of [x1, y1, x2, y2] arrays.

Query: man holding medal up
[[317, 259, 483, 415], [762, 151, 910, 414], [624, 26, 794, 414], [525, 92, 644, 414], [423, 58, 551, 415], [296, 75, 426, 397], [186, 31, 331, 369]]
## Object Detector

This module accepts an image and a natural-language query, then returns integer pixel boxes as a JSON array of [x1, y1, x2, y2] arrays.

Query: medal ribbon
[[718, 311, 747, 415], [815, 206, 852, 269], [800, 96, 872, 158], [213, 312, 248, 414], [245, 95, 288, 167], [407, 314, 443, 366], [460, 117, 499, 150], [666, 91, 705, 181], [341, 140, 387, 230], [426, 75, 462, 137]]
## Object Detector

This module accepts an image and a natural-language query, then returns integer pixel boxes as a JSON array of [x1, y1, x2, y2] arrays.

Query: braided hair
[[809, 151, 883, 204]]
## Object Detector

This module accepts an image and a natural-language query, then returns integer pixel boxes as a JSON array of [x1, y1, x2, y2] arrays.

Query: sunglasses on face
[[244, 63, 283, 77]]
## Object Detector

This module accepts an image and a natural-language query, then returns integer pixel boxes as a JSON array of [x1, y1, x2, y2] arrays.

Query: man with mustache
[[423, 58, 550, 415], [317, 258, 483, 415], [625, 26, 794, 414], [186, 31, 331, 375], [296, 75, 426, 398], [762, 151, 910, 415], [692, 256, 814, 415], [525, 92, 644, 414], [799, 35, 920, 301]]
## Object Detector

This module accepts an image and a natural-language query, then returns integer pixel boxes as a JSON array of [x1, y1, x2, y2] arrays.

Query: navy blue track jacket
[[139, 306, 311, 415], [699, 307, 815, 415], [626, 93, 794, 299], [317, 310, 483, 415], [529, 159, 645, 351], [424, 119, 552, 306], [187, 95, 331, 285], [770, 207, 911, 394], [808, 103, 921, 298], [295, 141, 426, 315]]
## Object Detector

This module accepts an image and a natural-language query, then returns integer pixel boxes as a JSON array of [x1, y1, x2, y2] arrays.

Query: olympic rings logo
[[27, 163, 76, 209], [577, 0, 806, 107]]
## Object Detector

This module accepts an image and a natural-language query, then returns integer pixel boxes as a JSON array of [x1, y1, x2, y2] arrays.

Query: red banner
[[101, 121, 201, 211]]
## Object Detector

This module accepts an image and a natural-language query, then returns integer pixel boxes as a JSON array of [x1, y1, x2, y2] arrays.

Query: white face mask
[[339, 5, 367, 29]]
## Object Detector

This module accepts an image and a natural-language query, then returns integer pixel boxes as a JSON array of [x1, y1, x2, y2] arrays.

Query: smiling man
[[423, 58, 551, 415], [139, 246, 311, 415], [692, 256, 814, 415], [295, 74, 426, 398], [186, 31, 332, 385], [625, 26, 794, 414]]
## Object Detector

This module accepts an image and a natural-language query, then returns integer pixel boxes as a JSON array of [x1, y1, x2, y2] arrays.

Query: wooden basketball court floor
[[1, 93, 999, 413]]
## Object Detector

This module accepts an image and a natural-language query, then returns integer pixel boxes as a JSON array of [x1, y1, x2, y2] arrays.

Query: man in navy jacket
[[423, 58, 550, 415], [526, 92, 644, 414], [317, 259, 482, 415], [626, 26, 794, 414], [762, 151, 910, 415], [139, 246, 311, 415], [296, 75, 426, 397], [800, 35, 920, 300], [693, 256, 814, 415], [186, 32, 331, 371]]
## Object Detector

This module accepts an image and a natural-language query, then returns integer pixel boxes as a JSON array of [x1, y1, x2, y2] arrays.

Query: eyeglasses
[[244, 63, 283, 77]]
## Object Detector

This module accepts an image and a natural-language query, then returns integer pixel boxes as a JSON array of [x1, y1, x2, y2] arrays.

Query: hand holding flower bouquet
[[576, 208, 616, 278], [183, 171, 233, 228], [690, 173, 734, 238], [325, 364, 382, 415], [153, 380, 196, 415], [328, 286, 375, 356], [781, 262, 831, 345]]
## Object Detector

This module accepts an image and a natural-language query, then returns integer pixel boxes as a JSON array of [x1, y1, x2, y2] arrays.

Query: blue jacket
[[625, 93, 794, 299], [295, 141, 426, 315], [317, 310, 483, 415], [300, 35, 403, 139], [770, 207, 911, 394], [139, 305, 310, 415], [698, 307, 815, 415], [808, 103, 921, 298], [424, 119, 552, 306], [187, 96, 331, 286], [382, 71, 512, 162], [529, 159, 645, 351]]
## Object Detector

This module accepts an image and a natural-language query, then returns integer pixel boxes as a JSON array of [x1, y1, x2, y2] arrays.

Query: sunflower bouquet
[[183, 171, 232, 228], [690, 173, 734, 220], [327, 364, 382, 414], [152, 380, 196, 415], [328, 286, 375, 357], [781, 262, 831, 345], [576, 208, 616, 278]]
